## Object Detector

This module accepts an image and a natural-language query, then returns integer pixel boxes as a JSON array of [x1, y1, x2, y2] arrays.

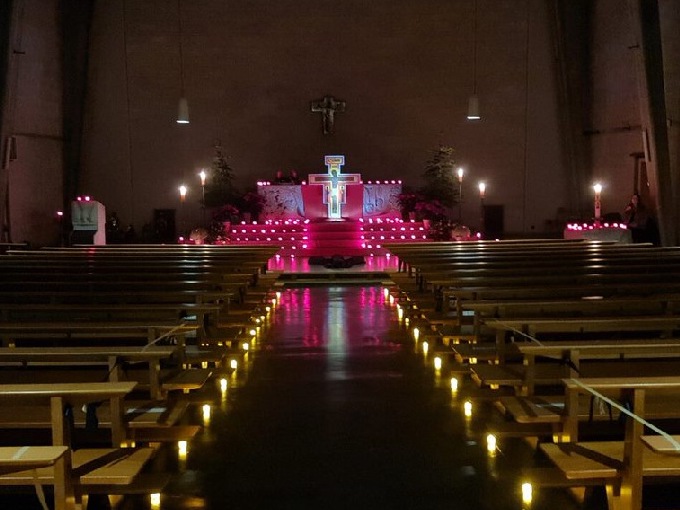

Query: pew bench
[[545, 377, 680, 510], [0, 447, 162, 508], [0, 446, 69, 510], [463, 296, 680, 339], [0, 321, 199, 365], [484, 316, 680, 362], [539, 442, 680, 509], [0, 346, 180, 400]]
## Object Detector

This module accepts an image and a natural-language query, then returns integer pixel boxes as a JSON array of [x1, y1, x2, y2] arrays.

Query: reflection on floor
[[168, 286, 582, 510], [0, 286, 598, 509], [268, 254, 400, 274]]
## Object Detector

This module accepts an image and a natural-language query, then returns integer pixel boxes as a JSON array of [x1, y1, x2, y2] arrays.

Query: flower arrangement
[[212, 204, 240, 222], [240, 191, 266, 217], [415, 199, 447, 220], [397, 192, 419, 212]]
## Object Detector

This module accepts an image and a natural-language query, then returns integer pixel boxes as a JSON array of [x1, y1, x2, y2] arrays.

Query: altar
[[258, 155, 402, 221]]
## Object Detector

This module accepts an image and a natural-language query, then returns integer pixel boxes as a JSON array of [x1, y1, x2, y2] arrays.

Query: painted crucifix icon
[[308, 155, 361, 220]]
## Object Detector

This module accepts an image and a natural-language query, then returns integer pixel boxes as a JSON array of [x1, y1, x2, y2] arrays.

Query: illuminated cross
[[308, 155, 361, 220]]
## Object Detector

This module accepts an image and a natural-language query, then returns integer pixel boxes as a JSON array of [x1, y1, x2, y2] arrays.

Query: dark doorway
[[483, 204, 504, 239], [153, 209, 176, 243]]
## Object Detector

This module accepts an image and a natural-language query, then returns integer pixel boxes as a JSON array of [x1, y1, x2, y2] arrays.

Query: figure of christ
[[326, 169, 342, 218], [308, 155, 361, 220], [310, 96, 346, 135]]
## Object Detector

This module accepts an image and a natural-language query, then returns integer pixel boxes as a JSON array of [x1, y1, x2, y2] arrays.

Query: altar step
[[227, 219, 430, 256], [306, 220, 364, 256]]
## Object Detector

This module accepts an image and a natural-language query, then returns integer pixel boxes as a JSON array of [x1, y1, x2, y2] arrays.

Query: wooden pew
[[0, 382, 140, 508], [483, 315, 680, 362], [540, 377, 680, 510], [462, 295, 680, 339], [0, 346, 179, 400], [0, 446, 69, 510]]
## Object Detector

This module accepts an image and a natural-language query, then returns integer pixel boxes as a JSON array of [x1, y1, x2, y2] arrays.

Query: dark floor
[[0, 285, 599, 509], [169, 285, 582, 510]]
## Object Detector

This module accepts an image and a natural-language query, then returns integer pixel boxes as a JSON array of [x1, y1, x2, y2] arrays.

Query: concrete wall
[[7, 0, 677, 245], [80, 0, 568, 236], [587, 0, 646, 218], [4, 0, 63, 246]]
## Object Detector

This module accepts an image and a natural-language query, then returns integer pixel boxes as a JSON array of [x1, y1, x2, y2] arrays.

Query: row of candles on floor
[[384, 286, 534, 508], [143, 290, 283, 508]]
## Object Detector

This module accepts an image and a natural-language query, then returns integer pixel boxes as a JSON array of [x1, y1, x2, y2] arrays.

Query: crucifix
[[308, 155, 361, 220], [310, 95, 345, 135]]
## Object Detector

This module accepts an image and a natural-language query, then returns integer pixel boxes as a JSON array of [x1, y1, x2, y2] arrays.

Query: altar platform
[[229, 155, 433, 256], [229, 218, 430, 257]]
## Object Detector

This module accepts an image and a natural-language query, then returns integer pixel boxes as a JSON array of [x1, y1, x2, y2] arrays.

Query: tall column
[[627, 0, 676, 245]]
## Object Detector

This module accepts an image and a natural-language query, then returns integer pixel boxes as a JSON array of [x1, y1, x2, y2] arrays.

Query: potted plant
[[397, 189, 421, 221], [415, 199, 447, 228], [239, 190, 266, 222]]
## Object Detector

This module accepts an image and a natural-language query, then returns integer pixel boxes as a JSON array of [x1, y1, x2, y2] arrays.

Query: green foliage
[[421, 145, 458, 206], [203, 143, 240, 209]]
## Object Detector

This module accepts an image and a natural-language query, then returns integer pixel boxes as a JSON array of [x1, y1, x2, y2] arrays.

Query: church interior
[[0, 1, 680, 509]]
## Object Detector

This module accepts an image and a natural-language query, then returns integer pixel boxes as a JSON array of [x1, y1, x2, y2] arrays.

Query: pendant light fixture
[[176, 0, 189, 124], [467, 0, 481, 121]]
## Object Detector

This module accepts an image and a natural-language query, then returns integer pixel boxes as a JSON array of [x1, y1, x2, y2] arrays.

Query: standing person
[[623, 193, 651, 243]]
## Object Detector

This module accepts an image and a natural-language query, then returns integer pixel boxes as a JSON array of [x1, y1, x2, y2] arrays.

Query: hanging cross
[[308, 155, 361, 220], [310, 95, 345, 135]]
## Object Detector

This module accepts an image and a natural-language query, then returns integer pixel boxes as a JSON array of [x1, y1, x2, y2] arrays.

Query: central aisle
[[193, 286, 578, 510]]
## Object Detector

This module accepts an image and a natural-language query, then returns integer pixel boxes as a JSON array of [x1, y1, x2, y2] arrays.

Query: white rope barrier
[[143, 320, 191, 350], [568, 378, 680, 451], [494, 320, 680, 451]]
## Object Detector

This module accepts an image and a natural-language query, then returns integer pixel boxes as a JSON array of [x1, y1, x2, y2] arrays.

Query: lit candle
[[178, 184, 187, 202], [486, 433, 497, 454], [521, 482, 533, 505], [450, 377, 459, 392], [593, 183, 603, 222]]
